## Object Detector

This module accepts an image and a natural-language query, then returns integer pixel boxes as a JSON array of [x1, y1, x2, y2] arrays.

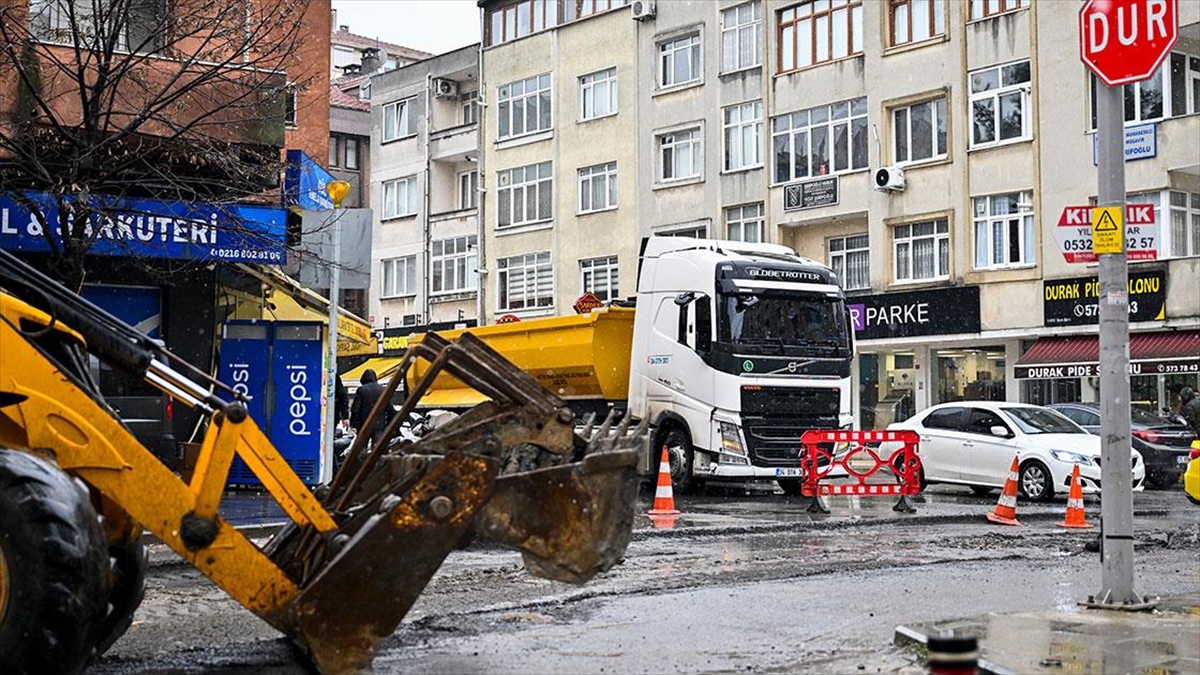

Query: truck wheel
[[659, 427, 697, 494], [0, 449, 110, 674], [91, 538, 149, 657]]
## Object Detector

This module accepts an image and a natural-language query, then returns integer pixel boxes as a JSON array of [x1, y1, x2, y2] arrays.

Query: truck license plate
[[775, 467, 803, 477]]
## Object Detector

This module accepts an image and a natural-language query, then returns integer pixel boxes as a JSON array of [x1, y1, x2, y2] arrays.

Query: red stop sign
[[1079, 0, 1178, 86]]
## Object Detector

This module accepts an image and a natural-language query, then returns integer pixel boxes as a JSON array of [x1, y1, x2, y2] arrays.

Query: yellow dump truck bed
[[403, 306, 635, 409]]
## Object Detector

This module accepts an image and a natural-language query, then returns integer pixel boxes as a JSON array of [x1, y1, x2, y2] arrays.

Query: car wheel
[[1019, 460, 1054, 502], [656, 426, 696, 495], [970, 485, 994, 497]]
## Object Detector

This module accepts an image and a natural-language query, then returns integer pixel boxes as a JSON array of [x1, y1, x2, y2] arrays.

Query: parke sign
[[1079, 0, 1178, 86]]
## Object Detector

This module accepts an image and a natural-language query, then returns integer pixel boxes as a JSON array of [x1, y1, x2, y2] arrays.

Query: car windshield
[[1002, 407, 1085, 435], [717, 291, 849, 354]]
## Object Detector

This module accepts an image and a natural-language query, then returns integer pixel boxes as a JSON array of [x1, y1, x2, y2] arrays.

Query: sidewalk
[[895, 591, 1200, 675]]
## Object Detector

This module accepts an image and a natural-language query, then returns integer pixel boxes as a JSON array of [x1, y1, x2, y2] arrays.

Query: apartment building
[[368, 45, 481, 333], [330, 10, 431, 79], [467, 0, 1199, 426]]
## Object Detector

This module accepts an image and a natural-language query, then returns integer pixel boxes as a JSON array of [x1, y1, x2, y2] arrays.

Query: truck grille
[[741, 386, 839, 467]]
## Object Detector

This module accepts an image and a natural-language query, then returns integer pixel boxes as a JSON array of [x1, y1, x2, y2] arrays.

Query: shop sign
[[379, 319, 479, 354], [1014, 358, 1199, 380], [1090, 122, 1157, 165], [283, 149, 335, 211], [1042, 269, 1164, 326], [783, 176, 839, 211], [847, 286, 980, 340], [0, 192, 287, 263]]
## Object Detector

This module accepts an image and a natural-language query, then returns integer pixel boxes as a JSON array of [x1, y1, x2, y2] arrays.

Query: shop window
[[933, 346, 1005, 405], [858, 351, 916, 429]]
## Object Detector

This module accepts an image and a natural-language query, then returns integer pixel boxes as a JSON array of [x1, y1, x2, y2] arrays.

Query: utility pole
[[324, 180, 351, 482]]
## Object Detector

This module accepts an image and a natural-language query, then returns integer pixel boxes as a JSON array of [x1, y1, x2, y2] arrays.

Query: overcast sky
[[331, 0, 481, 56]]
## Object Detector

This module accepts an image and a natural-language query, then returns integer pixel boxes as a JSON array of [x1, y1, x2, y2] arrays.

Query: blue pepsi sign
[[268, 323, 324, 485], [283, 149, 335, 211], [0, 192, 287, 263]]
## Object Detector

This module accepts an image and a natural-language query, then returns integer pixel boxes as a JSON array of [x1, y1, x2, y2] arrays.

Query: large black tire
[[0, 449, 111, 674], [91, 538, 149, 657], [657, 425, 697, 495], [1019, 460, 1055, 502]]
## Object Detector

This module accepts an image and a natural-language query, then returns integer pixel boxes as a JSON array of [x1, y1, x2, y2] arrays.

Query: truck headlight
[[718, 421, 749, 465], [1051, 449, 1090, 465]]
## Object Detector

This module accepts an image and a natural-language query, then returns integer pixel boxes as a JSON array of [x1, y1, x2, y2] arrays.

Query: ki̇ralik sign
[[1054, 203, 1157, 263]]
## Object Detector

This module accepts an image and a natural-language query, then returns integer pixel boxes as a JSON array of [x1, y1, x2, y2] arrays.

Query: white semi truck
[[406, 236, 855, 493]]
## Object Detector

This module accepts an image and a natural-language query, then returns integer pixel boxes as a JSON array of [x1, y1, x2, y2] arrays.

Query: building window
[[894, 219, 949, 282], [328, 136, 339, 167], [890, 0, 944, 47], [579, 67, 617, 121], [31, 0, 167, 52], [284, 84, 297, 127], [1089, 52, 1200, 128], [578, 162, 618, 213], [725, 203, 764, 243], [658, 33, 701, 88], [723, 101, 762, 172], [829, 234, 869, 290], [567, 0, 629, 20], [658, 127, 702, 182], [431, 235, 478, 295], [333, 45, 355, 70], [893, 97, 947, 164], [772, 97, 868, 184], [498, 252, 554, 311], [778, 0, 863, 73], [458, 170, 479, 210], [382, 97, 417, 142], [381, 256, 418, 298], [382, 176, 418, 219], [661, 223, 709, 238], [498, 73, 552, 141], [497, 162, 553, 228], [487, 0, 559, 46], [580, 256, 619, 301], [344, 138, 359, 170], [969, 0, 1028, 21], [461, 91, 478, 126], [969, 60, 1031, 148], [722, 1, 762, 73], [358, 79, 371, 102], [973, 191, 1034, 269], [1168, 190, 1200, 258]]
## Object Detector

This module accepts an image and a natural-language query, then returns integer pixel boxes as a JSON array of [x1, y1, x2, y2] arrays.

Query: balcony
[[430, 123, 479, 163]]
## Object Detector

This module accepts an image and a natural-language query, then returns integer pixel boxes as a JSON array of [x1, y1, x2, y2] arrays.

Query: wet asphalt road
[[90, 484, 1200, 674]]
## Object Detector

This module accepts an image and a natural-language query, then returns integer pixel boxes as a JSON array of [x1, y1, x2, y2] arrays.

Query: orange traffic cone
[[1057, 463, 1093, 529], [648, 445, 680, 516], [986, 454, 1022, 526]]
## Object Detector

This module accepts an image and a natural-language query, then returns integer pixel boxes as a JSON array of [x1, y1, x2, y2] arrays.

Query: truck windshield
[[717, 292, 849, 355]]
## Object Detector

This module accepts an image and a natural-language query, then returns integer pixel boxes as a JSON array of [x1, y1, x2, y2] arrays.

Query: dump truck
[[402, 236, 855, 494], [0, 247, 643, 675]]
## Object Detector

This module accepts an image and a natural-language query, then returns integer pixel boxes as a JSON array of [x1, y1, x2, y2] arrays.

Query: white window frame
[[658, 32, 701, 88], [1167, 190, 1200, 258], [829, 233, 870, 290], [328, 136, 339, 168], [894, 219, 949, 283], [498, 252, 554, 312], [969, 60, 1031, 149], [725, 203, 764, 243], [580, 255, 619, 302], [892, 97, 947, 165], [497, 162, 553, 229], [382, 97, 417, 142], [382, 176, 418, 219], [969, 0, 1028, 21], [381, 255, 418, 298], [721, 1, 762, 73], [497, 73, 553, 141], [1089, 51, 1200, 128], [778, 0, 864, 73], [579, 67, 618, 121], [723, 100, 762, 172], [333, 45, 355, 70], [431, 236, 478, 295], [771, 97, 869, 184], [461, 90, 479, 126], [458, 170, 479, 210], [577, 162, 618, 214], [973, 191, 1035, 270], [358, 79, 371, 102], [657, 126, 702, 183]]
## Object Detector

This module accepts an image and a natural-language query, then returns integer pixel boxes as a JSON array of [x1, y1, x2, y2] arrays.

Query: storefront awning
[[234, 263, 376, 355], [343, 357, 403, 385], [1014, 330, 1200, 379]]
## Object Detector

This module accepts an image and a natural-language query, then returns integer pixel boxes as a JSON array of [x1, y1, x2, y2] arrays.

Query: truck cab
[[629, 236, 854, 492]]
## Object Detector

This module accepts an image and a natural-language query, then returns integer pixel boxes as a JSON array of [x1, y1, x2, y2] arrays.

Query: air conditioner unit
[[432, 78, 459, 99], [631, 0, 656, 20], [873, 165, 906, 192]]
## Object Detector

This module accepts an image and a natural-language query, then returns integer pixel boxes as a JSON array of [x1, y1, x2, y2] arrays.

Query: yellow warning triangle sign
[[1094, 209, 1119, 232]]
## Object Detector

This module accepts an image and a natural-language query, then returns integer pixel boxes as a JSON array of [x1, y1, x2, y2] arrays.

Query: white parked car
[[884, 401, 1145, 501]]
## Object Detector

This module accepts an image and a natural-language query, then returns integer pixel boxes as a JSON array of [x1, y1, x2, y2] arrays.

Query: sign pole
[[1093, 76, 1137, 606], [323, 181, 351, 484]]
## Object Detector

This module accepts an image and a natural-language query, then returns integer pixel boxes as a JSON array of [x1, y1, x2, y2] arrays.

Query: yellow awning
[[343, 357, 403, 384], [234, 263, 376, 355]]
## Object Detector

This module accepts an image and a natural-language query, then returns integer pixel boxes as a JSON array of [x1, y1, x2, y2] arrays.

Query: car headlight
[[1050, 449, 1091, 465], [718, 421, 749, 465]]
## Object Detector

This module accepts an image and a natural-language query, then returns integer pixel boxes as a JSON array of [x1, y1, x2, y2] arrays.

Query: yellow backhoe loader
[[0, 248, 644, 675]]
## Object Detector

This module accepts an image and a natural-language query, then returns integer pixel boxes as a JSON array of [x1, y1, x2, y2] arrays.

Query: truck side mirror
[[674, 291, 696, 306]]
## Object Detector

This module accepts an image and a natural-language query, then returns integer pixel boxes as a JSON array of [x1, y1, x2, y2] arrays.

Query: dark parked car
[[1049, 402, 1194, 489]]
